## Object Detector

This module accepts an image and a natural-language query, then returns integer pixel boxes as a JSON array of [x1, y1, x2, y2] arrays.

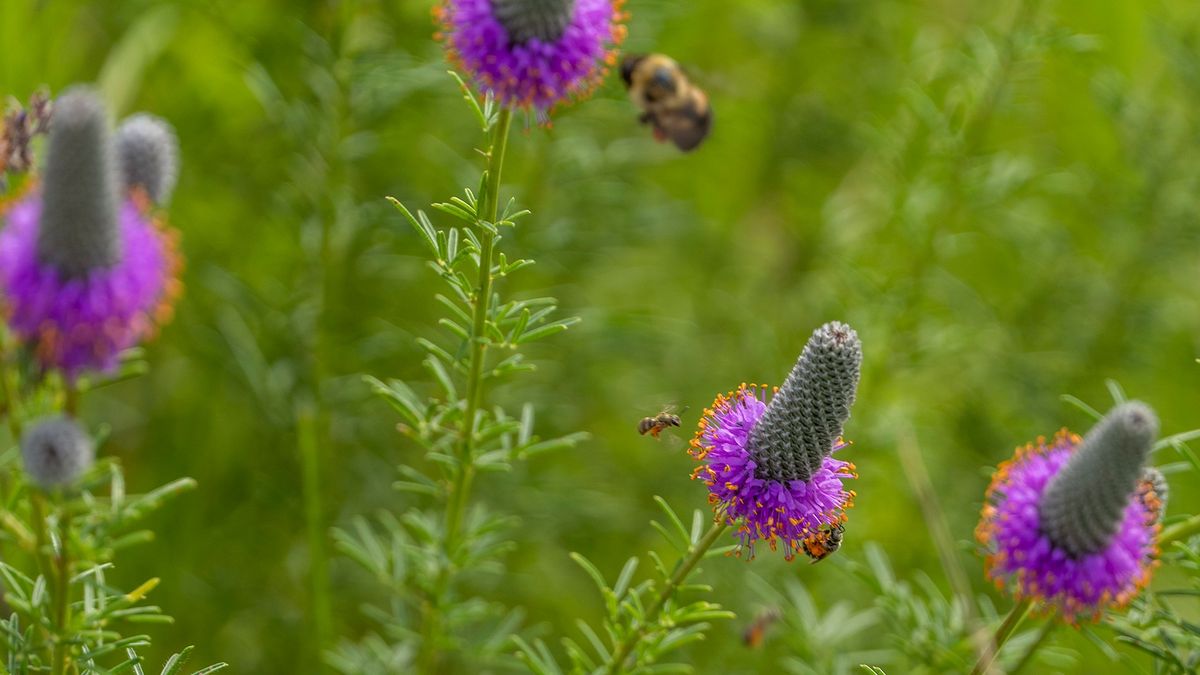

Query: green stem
[[897, 427, 975, 621], [420, 106, 514, 675], [0, 336, 22, 439], [969, 599, 1031, 675], [444, 106, 514, 553], [297, 407, 332, 662], [31, 492, 68, 674], [1161, 513, 1200, 547], [51, 508, 70, 675], [1007, 619, 1056, 675], [62, 379, 78, 418], [899, 427, 997, 667], [29, 492, 52, 588], [605, 521, 729, 674]]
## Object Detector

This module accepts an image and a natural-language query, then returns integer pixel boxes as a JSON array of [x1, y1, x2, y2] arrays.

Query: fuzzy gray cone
[[37, 87, 121, 278], [491, 0, 576, 43], [21, 416, 95, 488], [116, 113, 179, 204], [747, 321, 862, 483], [1039, 401, 1159, 557]]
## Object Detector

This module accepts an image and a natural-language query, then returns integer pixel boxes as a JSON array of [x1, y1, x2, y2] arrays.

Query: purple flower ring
[[690, 384, 857, 560], [0, 191, 181, 378], [435, 0, 628, 114]]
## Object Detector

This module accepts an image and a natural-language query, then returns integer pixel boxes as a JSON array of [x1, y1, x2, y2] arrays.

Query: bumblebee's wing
[[660, 93, 712, 152]]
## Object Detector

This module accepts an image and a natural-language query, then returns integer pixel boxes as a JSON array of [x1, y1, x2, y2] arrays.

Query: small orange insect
[[742, 608, 782, 648], [800, 522, 845, 564], [637, 406, 684, 439]]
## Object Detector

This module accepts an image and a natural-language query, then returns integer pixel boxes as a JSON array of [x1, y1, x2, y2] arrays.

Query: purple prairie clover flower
[[690, 321, 863, 561], [976, 402, 1166, 623], [435, 0, 629, 114], [0, 87, 182, 379]]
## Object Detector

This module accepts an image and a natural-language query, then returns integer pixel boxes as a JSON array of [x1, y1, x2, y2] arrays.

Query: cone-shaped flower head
[[0, 86, 182, 378], [435, 0, 627, 114], [37, 88, 122, 277], [115, 113, 179, 205], [21, 416, 94, 489], [747, 322, 862, 483], [1039, 403, 1158, 556], [976, 402, 1165, 623], [690, 321, 862, 560]]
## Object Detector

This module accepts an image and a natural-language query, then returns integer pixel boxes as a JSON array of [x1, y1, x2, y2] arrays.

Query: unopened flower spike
[[976, 402, 1166, 623], [0, 86, 183, 378], [435, 0, 628, 116], [690, 321, 862, 561], [116, 113, 179, 205], [21, 416, 95, 489]]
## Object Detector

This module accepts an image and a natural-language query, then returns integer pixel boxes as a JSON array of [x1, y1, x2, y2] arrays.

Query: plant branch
[[51, 508, 71, 675], [0, 335, 22, 439], [1007, 619, 1055, 674], [419, 105, 514, 675], [605, 520, 729, 674], [969, 599, 1031, 675], [297, 406, 332, 660], [897, 426, 975, 619], [444, 105, 513, 552], [1161, 513, 1200, 547]]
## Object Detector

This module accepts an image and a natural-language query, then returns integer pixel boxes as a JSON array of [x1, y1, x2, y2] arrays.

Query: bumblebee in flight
[[621, 53, 712, 152]]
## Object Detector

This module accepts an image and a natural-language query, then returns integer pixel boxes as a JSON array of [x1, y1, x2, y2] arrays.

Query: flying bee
[[800, 522, 845, 564], [637, 406, 683, 439], [620, 53, 712, 152], [742, 607, 782, 649]]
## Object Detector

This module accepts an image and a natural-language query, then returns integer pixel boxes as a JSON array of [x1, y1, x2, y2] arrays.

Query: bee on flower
[[690, 321, 862, 561]]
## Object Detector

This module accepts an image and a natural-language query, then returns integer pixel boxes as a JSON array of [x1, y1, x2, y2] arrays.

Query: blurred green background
[[4, 0, 1200, 671]]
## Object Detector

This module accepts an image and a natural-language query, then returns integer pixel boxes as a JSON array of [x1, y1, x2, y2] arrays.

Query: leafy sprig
[[332, 77, 586, 673], [516, 498, 735, 674]]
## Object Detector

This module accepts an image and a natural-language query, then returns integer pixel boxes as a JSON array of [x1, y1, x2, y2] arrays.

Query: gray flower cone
[[491, 0, 576, 44], [1039, 401, 1159, 557], [37, 87, 121, 278], [747, 321, 862, 483], [116, 113, 179, 205], [21, 416, 95, 488]]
